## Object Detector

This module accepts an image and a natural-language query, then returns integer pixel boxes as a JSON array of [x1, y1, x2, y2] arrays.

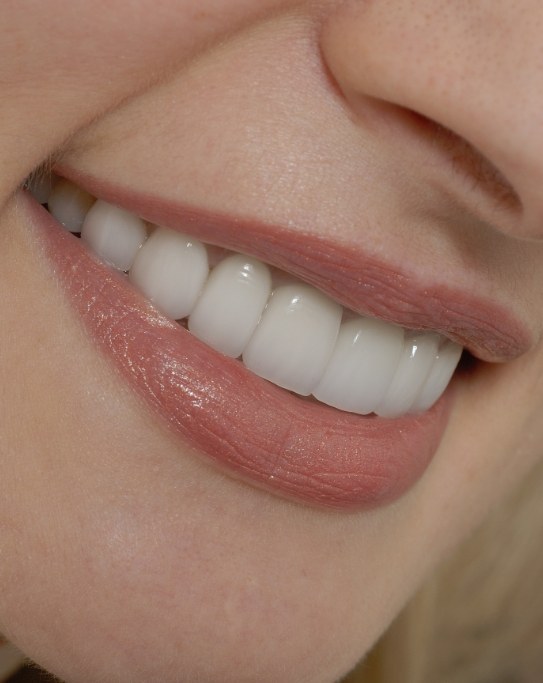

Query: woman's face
[[2, 1, 543, 681]]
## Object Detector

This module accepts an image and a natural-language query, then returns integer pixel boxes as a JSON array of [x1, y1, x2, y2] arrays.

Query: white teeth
[[409, 339, 463, 412], [48, 179, 95, 233], [242, 284, 342, 395], [375, 333, 440, 418], [41, 180, 464, 417], [81, 200, 147, 271], [188, 254, 272, 358], [313, 317, 404, 414], [129, 227, 209, 320]]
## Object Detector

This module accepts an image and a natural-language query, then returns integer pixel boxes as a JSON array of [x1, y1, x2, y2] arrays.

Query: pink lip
[[25, 192, 456, 510]]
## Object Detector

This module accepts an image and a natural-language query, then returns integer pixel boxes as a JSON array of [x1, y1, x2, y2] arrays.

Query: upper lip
[[56, 164, 532, 363]]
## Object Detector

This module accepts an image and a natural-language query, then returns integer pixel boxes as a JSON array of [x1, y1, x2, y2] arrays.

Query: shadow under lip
[[53, 165, 532, 364], [26, 192, 453, 511]]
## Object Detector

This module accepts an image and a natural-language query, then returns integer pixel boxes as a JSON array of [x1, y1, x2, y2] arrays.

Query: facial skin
[[2, 1, 543, 681]]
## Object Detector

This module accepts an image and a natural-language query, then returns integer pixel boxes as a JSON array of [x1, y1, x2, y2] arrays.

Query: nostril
[[404, 111, 522, 214], [320, 1, 543, 242]]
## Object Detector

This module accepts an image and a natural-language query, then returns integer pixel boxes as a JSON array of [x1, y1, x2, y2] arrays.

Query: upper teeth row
[[34, 175, 463, 418]]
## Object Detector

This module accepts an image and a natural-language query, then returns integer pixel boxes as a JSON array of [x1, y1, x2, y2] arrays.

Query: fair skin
[[2, 1, 543, 682]]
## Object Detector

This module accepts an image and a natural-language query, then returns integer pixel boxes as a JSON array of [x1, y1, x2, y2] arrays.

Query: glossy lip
[[25, 191, 455, 510], [56, 166, 532, 363]]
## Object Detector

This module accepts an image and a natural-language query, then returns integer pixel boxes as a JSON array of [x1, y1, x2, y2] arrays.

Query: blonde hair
[[345, 456, 543, 683]]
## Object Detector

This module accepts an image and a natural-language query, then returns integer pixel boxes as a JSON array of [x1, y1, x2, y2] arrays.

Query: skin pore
[[2, 1, 543, 681]]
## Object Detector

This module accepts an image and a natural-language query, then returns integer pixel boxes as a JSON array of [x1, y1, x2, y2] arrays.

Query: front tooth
[[188, 254, 272, 358], [409, 339, 462, 412], [48, 178, 95, 232], [129, 227, 209, 320], [375, 332, 440, 418], [81, 200, 147, 271], [242, 284, 342, 395], [313, 317, 404, 415]]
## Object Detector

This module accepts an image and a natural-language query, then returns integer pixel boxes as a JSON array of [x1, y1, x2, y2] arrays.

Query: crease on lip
[[56, 165, 532, 363]]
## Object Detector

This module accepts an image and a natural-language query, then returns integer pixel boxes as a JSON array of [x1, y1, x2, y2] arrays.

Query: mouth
[[20, 170, 531, 509]]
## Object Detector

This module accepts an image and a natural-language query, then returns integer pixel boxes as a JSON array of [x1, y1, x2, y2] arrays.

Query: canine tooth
[[409, 339, 462, 412], [81, 200, 147, 271], [375, 333, 440, 417], [48, 179, 95, 232], [129, 227, 208, 320], [242, 284, 342, 395], [313, 317, 404, 415], [188, 254, 272, 358], [27, 172, 58, 204]]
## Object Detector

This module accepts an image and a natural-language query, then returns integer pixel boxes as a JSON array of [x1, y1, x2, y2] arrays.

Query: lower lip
[[27, 193, 452, 510]]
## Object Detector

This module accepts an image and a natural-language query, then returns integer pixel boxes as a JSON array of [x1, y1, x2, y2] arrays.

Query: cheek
[[0, 0, 293, 193]]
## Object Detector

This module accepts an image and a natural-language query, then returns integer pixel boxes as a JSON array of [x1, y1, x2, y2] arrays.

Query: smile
[[21, 171, 530, 509]]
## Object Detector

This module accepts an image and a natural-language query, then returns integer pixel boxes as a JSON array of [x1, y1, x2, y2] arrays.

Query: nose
[[320, 0, 543, 240]]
